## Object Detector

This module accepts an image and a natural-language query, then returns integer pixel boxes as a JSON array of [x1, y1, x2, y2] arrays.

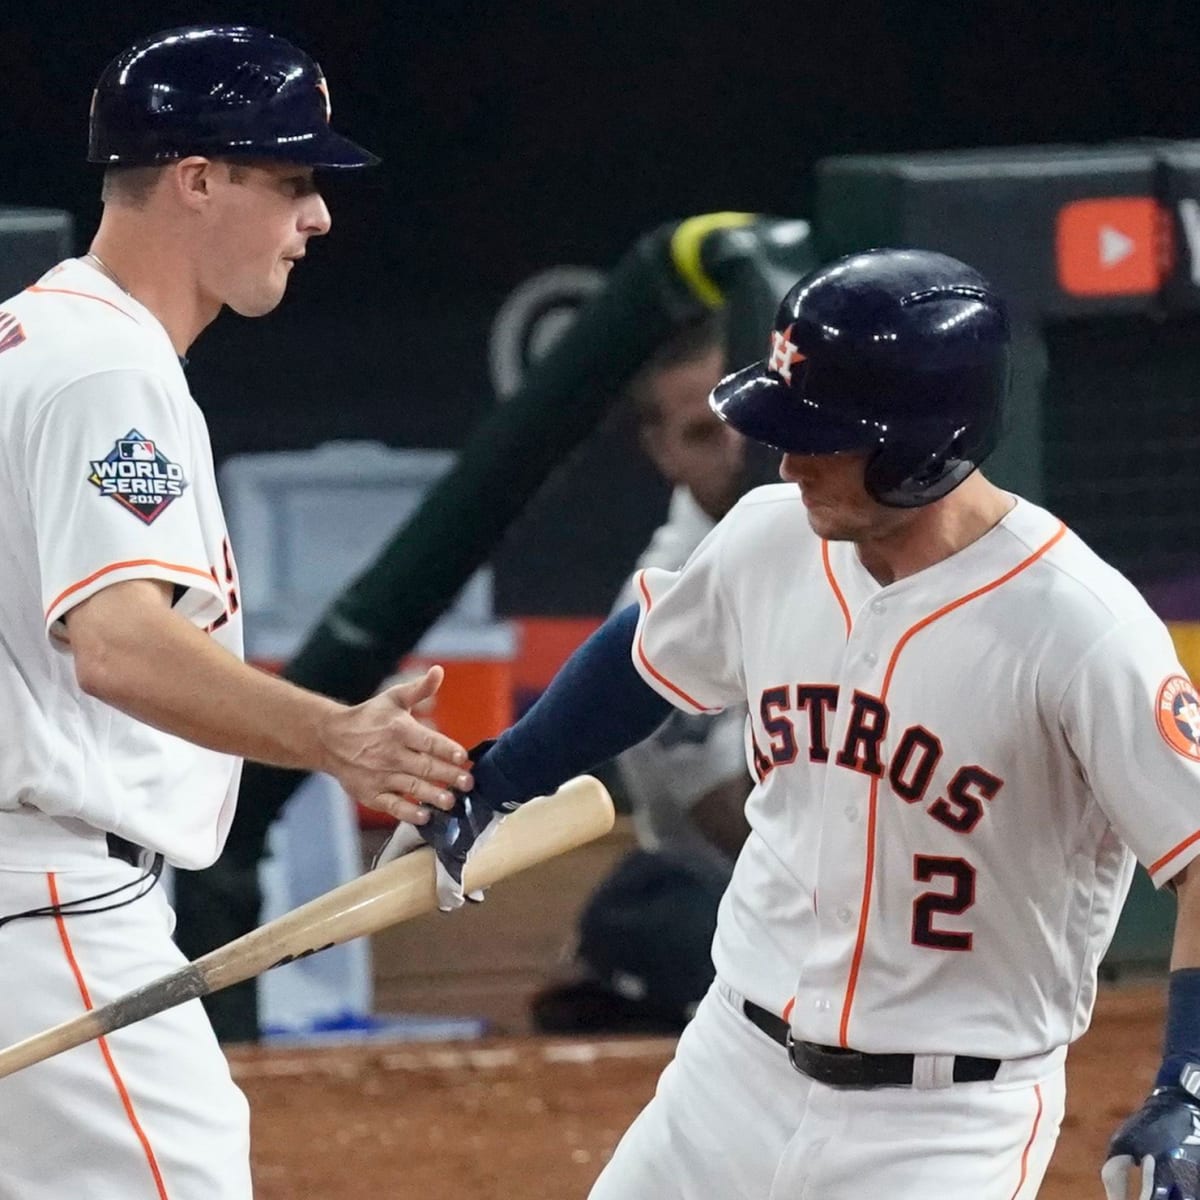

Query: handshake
[[313, 666, 519, 910], [374, 739, 520, 911]]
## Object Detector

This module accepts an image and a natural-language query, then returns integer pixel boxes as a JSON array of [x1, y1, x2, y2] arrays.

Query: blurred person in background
[[532, 313, 753, 1034]]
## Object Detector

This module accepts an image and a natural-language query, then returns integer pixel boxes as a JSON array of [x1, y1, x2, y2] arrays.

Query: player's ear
[[173, 157, 216, 210]]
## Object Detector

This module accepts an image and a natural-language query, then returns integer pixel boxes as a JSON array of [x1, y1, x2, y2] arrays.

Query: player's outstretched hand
[[319, 666, 472, 823], [1103, 1086, 1200, 1200]]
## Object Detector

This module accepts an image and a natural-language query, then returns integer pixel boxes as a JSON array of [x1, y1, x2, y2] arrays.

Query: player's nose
[[779, 453, 807, 484], [301, 194, 332, 238]]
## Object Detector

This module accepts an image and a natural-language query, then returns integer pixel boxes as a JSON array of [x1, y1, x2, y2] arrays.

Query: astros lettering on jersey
[[0, 258, 242, 869], [632, 483, 1200, 1058]]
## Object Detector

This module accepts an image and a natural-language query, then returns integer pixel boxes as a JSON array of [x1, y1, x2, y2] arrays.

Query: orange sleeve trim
[[48, 873, 171, 1200], [838, 521, 1068, 1047], [821, 540, 852, 639], [25, 284, 139, 323], [47, 558, 218, 620], [1150, 827, 1200, 878], [634, 571, 722, 713], [1008, 1083, 1044, 1199], [781, 996, 796, 1024]]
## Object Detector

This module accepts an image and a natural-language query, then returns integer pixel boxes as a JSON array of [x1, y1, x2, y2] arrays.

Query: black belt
[[106, 832, 150, 869], [0, 835, 164, 931], [742, 998, 1001, 1089]]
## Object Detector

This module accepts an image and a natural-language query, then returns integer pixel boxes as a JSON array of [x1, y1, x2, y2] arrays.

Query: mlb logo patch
[[118, 439, 156, 461], [89, 428, 187, 525]]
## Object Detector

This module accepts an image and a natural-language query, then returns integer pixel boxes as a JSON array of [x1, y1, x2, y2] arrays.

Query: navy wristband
[[1155, 967, 1200, 1090]]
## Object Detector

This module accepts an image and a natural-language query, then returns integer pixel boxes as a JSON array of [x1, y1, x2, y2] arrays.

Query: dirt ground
[[232, 980, 1163, 1199]]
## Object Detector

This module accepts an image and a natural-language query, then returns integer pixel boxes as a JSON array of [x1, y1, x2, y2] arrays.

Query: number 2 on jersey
[[911, 855, 975, 950]]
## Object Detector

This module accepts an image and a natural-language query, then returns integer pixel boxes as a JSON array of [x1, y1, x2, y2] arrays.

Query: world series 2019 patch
[[88, 429, 187, 525]]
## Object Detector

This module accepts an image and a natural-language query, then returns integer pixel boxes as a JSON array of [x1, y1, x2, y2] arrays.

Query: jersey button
[[863, 651, 878, 667], [844, 805, 859, 821], [815, 998, 831, 1012], [837, 905, 854, 924], [870, 599, 886, 615]]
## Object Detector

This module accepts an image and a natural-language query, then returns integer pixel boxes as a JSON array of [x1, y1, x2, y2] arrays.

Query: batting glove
[[374, 741, 513, 911], [1103, 1072, 1200, 1200]]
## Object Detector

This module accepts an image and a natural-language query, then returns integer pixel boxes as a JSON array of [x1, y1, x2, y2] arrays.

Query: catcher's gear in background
[[88, 24, 379, 168], [709, 248, 1009, 507], [1103, 1075, 1200, 1200]]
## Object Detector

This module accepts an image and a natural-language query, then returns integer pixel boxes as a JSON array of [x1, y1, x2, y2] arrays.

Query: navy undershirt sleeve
[[1155, 967, 1200, 1089], [470, 603, 675, 808]]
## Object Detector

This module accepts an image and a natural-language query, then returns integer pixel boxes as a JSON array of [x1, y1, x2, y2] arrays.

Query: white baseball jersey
[[0, 259, 242, 869], [612, 486, 747, 884], [632, 483, 1200, 1059]]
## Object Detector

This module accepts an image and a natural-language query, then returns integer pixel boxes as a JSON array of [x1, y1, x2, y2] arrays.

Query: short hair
[[100, 165, 165, 207], [626, 309, 726, 427], [100, 160, 250, 207]]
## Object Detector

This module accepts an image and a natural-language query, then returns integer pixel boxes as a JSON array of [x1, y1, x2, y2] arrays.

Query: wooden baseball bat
[[0, 775, 614, 1080]]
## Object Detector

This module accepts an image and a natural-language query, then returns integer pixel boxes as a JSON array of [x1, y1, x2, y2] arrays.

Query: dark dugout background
[[2, 1, 1199, 614]]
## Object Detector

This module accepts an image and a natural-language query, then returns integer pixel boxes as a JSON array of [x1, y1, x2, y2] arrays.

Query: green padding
[[225, 222, 704, 864], [703, 219, 815, 371]]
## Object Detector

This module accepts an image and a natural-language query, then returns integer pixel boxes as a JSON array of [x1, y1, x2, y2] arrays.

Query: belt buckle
[[786, 1034, 870, 1087], [785, 1031, 838, 1079]]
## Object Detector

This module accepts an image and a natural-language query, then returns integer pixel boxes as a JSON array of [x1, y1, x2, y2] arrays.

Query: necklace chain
[[83, 251, 131, 296]]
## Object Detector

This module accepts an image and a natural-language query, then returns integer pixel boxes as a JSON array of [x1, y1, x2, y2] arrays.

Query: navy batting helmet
[[88, 26, 379, 169], [710, 248, 1009, 507]]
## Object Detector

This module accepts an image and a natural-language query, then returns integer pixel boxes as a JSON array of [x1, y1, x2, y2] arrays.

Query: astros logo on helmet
[[768, 324, 805, 384]]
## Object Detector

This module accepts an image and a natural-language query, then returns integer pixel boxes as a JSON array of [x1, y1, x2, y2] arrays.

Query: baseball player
[[533, 314, 751, 1033], [0, 26, 470, 1200], [388, 248, 1200, 1198]]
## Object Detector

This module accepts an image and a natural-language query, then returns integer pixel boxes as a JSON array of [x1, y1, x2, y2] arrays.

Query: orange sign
[[1055, 197, 1170, 297]]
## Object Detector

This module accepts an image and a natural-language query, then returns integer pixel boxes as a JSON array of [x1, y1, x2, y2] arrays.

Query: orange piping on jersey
[[634, 571, 722, 713], [821, 541, 852, 639], [48, 873, 171, 1200], [837, 521, 1068, 1047], [781, 996, 796, 1024], [25, 284, 139, 323], [1150, 827, 1200, 879], [47, 559, 218, 621], [1008, 1084, 1044, 1198]]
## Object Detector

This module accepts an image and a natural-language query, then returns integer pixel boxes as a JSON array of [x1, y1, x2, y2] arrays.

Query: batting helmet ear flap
[[864, 415, 1002, 508]]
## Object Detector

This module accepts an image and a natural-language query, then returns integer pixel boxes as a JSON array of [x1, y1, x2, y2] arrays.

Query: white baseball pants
[[589, 978, 1065, 1200]]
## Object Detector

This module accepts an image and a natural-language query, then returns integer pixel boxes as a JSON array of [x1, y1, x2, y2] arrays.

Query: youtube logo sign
[[1056, 197, 1174, 296]]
